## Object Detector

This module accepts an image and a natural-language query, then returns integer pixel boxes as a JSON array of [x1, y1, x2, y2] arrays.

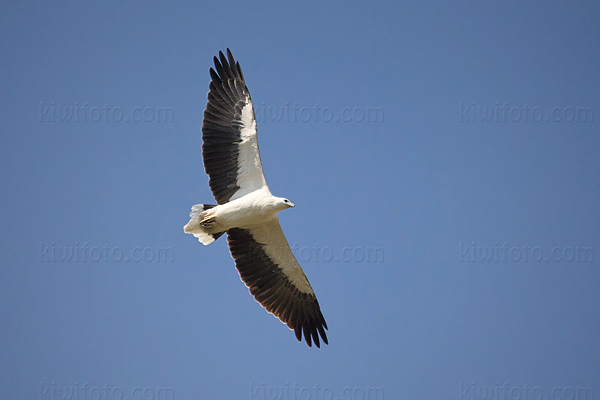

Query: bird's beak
[[289, 202, 295, 208]]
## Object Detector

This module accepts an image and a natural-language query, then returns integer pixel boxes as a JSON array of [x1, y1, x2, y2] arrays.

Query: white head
[[273, 196, 295, 211]]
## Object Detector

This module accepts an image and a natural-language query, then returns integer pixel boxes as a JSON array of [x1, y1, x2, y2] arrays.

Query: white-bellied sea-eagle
[[184, 49, 328, 348]]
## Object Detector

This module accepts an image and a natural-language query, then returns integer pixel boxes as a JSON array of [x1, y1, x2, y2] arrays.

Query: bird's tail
[[183, 204, 225, 245]]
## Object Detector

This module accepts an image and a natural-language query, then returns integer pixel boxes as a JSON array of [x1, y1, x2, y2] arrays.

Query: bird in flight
[[184, 49, 328, 348]]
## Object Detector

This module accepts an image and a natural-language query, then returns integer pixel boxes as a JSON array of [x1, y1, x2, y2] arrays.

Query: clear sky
[[1, 1, 599, 399]]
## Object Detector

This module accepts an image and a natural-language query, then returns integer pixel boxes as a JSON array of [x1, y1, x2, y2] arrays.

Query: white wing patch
[[231, 99, 269, 200], [249, 217, 314, 294]]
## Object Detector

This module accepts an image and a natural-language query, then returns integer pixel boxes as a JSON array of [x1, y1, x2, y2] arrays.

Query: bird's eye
[[284, 200, 289, 203]]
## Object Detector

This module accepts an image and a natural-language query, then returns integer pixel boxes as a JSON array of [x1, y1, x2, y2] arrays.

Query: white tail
[[183, 204, 223, 245]]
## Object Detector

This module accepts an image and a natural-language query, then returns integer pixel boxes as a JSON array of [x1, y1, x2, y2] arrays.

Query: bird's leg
[[200, 216, 218, 227]]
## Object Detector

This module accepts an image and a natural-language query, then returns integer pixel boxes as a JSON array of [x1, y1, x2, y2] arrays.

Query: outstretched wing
[[201, 49, 268, 205], [226, 218, 328, 348]]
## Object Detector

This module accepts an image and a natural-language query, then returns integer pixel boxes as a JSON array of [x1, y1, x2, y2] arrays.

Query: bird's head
[[275, 197, 295, 211]]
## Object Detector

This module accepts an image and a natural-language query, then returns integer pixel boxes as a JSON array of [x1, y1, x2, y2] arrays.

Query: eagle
[[184, 49, 328, 348]]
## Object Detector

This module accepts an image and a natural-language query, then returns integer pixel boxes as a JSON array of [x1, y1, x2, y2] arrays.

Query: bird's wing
[[201, 49, 268, 205], [226, 217, 328, 347]]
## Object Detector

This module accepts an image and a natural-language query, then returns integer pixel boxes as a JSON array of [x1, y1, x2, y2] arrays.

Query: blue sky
[[1, 1, 599, 399]]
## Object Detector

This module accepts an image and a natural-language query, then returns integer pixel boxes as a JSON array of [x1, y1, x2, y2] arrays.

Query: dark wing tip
[[294, 325, 302, 342], [226, 228, 329, 349], [304, 325, 313, 347], [211, 49, 241, 83], [236, 61, 245, 82], [218, 50, 227, 67], [318, 324, 329, 345], [292, 302, 328, 348], [226, 48, 235, 66], [209, 67, 220, 84]]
